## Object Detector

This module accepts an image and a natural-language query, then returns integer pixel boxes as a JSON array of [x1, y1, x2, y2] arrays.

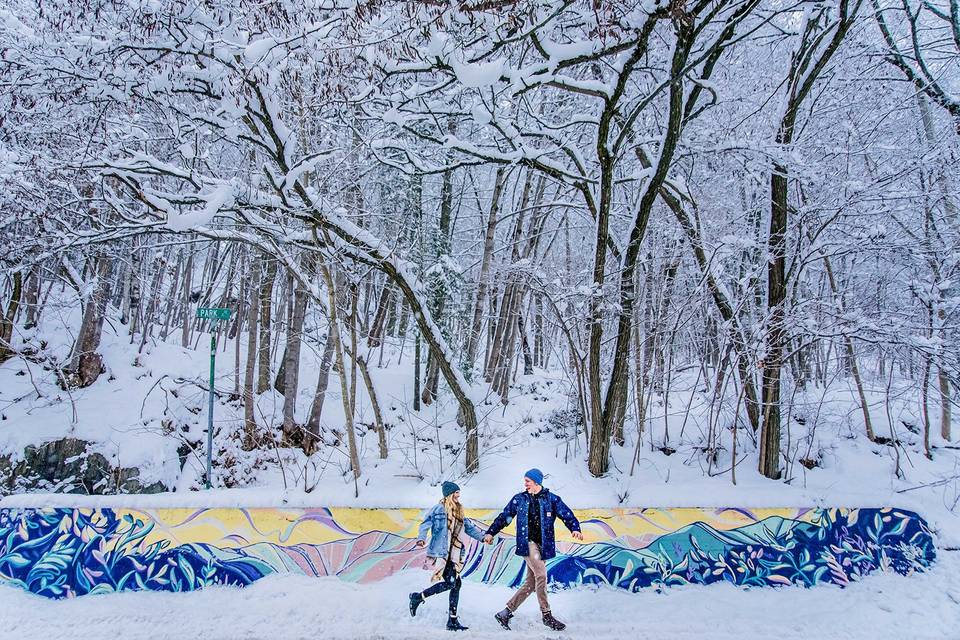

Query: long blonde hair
[[442, 493, 463, 522]]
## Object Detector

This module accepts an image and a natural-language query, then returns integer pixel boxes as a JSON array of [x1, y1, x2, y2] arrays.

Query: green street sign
[[196, 307, 232, 321], [197, 306, 231, 489]]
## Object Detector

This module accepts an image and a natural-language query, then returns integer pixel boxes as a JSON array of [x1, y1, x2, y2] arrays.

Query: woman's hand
[[415, 540, 426, 548], [571, 531, 584, 541], [483, 534, 494, 545]]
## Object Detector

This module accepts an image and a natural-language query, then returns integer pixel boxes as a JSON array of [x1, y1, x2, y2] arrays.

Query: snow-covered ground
[[2, 551, 957, 639]]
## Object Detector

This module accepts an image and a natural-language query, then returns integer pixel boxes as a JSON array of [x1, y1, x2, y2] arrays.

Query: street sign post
[[196, 307, 232, 489], [196, 307, 232, 321]]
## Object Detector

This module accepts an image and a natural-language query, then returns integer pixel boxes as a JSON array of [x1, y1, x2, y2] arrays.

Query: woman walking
[[409, 481, 486, 631]]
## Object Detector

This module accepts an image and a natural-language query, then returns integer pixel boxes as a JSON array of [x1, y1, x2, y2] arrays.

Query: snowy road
[[3, 552, 957, 640]]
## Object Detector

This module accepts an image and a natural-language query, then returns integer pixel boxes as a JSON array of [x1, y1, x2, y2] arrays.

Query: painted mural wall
[[0, 506, 936, 599]]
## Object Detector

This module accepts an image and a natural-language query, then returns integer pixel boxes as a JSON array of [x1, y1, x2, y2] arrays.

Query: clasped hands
[[416, 531, 583, 547]]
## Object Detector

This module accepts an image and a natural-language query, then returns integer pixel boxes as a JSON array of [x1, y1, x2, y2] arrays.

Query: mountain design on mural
[[0, 507, 936, 599], [571, 515, 818, 564]]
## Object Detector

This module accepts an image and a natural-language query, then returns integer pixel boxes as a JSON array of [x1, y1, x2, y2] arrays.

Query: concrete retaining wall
[[0, 506, 936, 599]]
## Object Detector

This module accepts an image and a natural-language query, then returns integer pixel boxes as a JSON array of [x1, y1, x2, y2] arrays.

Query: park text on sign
[[196, 307, 232, 321]]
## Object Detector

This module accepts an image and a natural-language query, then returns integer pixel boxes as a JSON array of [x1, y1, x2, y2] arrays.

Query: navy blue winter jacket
[[485, 489, 580, 560]]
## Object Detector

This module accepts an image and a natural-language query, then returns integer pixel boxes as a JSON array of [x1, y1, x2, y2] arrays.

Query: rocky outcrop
[[0, 437, 168, 494]]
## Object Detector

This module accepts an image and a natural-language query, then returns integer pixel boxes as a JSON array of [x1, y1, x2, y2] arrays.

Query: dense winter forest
[[0, 0, 957, 498]]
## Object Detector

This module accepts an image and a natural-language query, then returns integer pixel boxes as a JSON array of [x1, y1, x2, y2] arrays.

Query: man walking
[[483, 468, 583, 631]]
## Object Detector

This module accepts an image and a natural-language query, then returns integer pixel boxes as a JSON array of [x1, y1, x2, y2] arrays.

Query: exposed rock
[[0, 437, 168, 495]]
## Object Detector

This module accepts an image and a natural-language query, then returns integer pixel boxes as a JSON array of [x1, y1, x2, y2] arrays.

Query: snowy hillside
[[1, 286, 958, 547]]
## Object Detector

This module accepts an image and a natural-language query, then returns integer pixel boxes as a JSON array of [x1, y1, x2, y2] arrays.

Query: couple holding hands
[[409, 468, 583, 632]]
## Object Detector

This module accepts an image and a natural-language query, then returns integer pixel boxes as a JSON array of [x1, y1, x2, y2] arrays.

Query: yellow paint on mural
[[101, 506, 828, 551]]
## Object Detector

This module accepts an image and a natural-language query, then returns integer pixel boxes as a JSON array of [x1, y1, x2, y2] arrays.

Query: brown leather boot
[[542, 611, 566, 631], [495, 607, 513, 630]]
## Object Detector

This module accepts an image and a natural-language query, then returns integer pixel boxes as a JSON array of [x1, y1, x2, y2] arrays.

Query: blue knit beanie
[[524, 468, 544, 485], [442, 481, 460, 497]]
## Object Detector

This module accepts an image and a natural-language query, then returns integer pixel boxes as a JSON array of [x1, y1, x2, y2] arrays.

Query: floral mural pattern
[[0, 506, 935, 599]]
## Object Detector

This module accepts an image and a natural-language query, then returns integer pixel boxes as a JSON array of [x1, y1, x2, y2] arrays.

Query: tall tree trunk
[[413, 331, 422, 411], [533, 293, 544, 369], [939, 368, 952, 442], [349, 284, 359, 419], [181, 246, 194, 348], [274, 273, 295, 393], [590, 27, 693, 477], [138, 247, 171, 352], [759, 160, 788, 480], [23, 269, 40, 331], [242, 258, 260, 450], [159, 250, 182, 341], [917, 94, 955, 442], [357, 355, 388, 459], [127, 243, 143, 337], [318, 259, 361, 482], [758, 0, 858, 480], [304, 322, 336, 454], [282, 278, 309, 444], [119, 253, 132, 327], [817, 243, 876, 441], [922, 346, 933, 459], [256, 259, 278, 394], [519, 312, 534, 376], [0, 271, 24, 364], [422, 123, 458, 406], [367, 279, 394, 349], [69, 254, 112, 388], [464, 167, 506, 376]]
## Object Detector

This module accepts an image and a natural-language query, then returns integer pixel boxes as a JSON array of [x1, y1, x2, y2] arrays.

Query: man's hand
[[483, 534, 493, 545], [571, 531, 584, 541], [415, 540, 426, 548]]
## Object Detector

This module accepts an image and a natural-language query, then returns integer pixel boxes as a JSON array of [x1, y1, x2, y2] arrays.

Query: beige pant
[[506, 541, 550, 614]]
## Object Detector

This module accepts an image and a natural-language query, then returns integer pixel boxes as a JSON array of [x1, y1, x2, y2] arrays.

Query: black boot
[[409, 592, 424, 617], [495, 607, 514, 630], [446, 615, 469, 631], [542, 611, 566, 631]]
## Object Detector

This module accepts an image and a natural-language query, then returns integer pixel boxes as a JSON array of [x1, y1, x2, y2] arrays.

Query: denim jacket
[[417, 502, 485, 560]]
